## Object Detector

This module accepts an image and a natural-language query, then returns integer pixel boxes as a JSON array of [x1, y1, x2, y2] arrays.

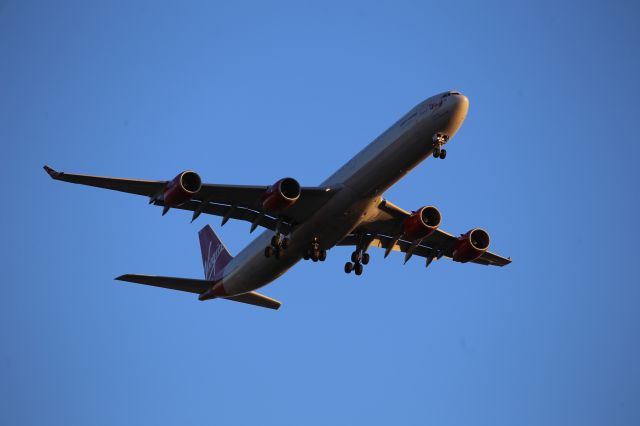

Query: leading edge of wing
[[44, 165, 165, 197]]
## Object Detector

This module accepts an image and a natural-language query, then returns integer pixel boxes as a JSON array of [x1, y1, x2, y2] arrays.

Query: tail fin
[[199, 225, 233, 281]]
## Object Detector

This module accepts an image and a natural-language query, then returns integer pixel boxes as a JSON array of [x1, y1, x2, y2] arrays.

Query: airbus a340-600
[[44, 90, 511, 310]]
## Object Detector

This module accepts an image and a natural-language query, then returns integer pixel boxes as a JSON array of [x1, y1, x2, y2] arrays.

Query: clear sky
[[2, 1, 639, 425]]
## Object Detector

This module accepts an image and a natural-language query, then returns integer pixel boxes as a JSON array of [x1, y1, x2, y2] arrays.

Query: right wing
[[44, 166, 334, 232], [116, 274, 281, 310]]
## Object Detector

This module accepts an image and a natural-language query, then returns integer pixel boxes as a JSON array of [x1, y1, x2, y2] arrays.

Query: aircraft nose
[[436, 92, 469, 138], [451, 92, 469, 115]]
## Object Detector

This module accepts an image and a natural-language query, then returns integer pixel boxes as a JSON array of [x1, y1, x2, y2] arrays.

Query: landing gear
[[354, 263, 363, 275], [432, 133, 448, 160], [345, 261, 363, 275], [345, 234, 371, 276], [304, 237, 327, 262], [264, 245, 280, 259], [265, 232, 289, 259]]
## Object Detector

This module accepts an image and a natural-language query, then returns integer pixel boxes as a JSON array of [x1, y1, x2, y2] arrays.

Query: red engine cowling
[[402, 206, 442, 240], [163, 171, 202, 207], [452, 228, 490, 262], [262, 177, 301, 212]]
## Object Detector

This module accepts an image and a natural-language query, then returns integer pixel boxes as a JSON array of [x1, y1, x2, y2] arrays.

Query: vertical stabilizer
[[198, 225, 233, 281]]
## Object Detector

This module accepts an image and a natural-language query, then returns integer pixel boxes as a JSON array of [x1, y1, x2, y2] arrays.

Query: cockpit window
[[442, 91, 461, 98]]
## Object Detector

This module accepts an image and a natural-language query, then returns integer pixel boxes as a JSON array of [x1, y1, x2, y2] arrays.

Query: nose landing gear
[[432, 133, 448, 159]]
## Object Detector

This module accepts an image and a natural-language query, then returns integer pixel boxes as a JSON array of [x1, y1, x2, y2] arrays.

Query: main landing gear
[[344, 237, 370, 276], [432, 133, 448, 160], [303, 237, 327, 262], [264, 232, 290, 259]]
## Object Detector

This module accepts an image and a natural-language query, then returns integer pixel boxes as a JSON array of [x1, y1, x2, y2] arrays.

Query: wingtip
[[43, 165, 60, 179]]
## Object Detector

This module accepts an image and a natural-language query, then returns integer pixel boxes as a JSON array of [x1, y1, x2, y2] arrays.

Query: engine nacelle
[[452, 228, 490, 262], [402, 206, 442, 240], [163, 171, 202, 207], [262, 177, 301, 212]]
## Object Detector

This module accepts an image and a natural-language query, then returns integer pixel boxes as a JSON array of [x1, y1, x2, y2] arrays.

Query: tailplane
[[115, 274, 280, 309], [199, 224, 233, 281], [114, 225, 281, 309]]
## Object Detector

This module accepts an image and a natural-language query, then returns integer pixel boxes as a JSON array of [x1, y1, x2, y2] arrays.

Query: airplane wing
[[43, 166, 333, 232], [339, 199, 511, 267]]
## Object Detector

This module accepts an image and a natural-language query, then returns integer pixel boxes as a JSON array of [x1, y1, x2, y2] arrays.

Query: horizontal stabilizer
[[225, 292, 281, 310], [115, 274, 281, 310], [116, 274, 210, 294]]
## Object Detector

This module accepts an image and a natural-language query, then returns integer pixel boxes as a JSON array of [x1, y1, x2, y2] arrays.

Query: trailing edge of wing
[[115, 274, 281, 309]]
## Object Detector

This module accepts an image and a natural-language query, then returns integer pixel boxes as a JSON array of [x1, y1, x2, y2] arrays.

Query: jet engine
[[163, 171, 202, 207], [262, 177, 301, 212], [402, 206, 442, 240], [452, 228, 490, 262]]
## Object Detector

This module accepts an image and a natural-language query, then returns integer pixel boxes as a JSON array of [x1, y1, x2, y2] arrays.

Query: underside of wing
[[339, 198, 512, 267], [44, 166, 335, 231]]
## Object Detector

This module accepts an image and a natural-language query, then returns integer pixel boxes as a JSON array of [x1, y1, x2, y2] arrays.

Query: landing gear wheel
[[344, 262, 354, 274], [319, 250, 327, 262], [362, 253, 370, 265], [264, 246, 274, 258], [439, 149, 447, 159], [354, 263, 363, 275], [351, 251, 361, 263], [281, 238, 289, 249], [271, 235, 280, 248], [311, 250, 319, 262], [433, 148, 441, 158], [303, 251, 310, 260]]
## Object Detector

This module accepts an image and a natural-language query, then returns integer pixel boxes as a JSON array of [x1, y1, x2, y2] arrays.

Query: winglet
[[43, 165, 61, 179]]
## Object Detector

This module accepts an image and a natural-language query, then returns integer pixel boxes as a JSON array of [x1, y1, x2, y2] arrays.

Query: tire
[[264, 246, 273, 258], [281, 238, 289, 249], [344, 262, 353, 273], [319, 250, 327, 262], [303, 251, 310, 260], [351, 251, 360, 263], [354, 263, 363, 275], [362, 252, 370, 265], [433, 148, 440, 158], [271, 235, 279, 248], [311, 251, 319, 262], [440, 149, 447, 159]]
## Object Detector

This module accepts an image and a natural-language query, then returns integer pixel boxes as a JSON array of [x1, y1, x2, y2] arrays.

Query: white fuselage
[[220, 91, 469, 296]]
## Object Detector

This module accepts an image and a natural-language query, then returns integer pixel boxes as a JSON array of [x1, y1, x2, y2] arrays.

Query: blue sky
[[2, 1, 639, 425]]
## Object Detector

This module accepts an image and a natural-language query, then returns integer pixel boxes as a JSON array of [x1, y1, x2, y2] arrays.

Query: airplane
[[44, 90, 511, 310]]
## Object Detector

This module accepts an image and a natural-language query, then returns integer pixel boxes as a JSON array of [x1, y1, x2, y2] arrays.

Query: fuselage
[[219, 91, 469, 296]]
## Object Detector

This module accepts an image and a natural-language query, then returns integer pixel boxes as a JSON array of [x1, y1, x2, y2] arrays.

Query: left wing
[[43, 166, 334, 232], [339, 199, 511, 267]]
